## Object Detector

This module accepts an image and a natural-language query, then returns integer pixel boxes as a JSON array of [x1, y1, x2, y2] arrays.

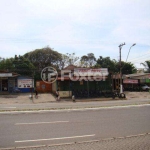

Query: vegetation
[[0, 55, 35, 76], [0, 46, 140, 77], [80, 53, 96, 67], [141, 61, 150, 73]]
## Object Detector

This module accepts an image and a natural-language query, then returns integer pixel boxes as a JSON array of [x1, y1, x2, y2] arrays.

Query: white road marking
[[15, 121, 69, 125], [15, 134, 95, 143], [0, 107, 16, 109]]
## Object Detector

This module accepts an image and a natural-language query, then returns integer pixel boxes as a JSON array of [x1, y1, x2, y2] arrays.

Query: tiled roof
[[123, 73, 150, 79], [63, 65, 77, 70], [123, 73, 150, 77], [0, 70, 20, 77]]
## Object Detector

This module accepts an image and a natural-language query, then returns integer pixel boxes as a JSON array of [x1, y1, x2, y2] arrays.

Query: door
[[2, 79, 8, 91], [0, 79, 1, 92]]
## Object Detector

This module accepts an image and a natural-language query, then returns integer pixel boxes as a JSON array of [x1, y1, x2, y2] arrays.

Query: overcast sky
[[0, 0, 150, 68]]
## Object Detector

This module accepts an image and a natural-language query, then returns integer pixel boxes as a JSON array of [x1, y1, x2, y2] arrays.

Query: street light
[[119, 43, 125, 94], [125, 43, 136, 63], [119, 43, 136, 94]]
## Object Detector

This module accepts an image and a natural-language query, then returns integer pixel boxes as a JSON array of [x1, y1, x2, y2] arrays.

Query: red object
[[36, 81, 52, 93], [123, 79, 138, 84]]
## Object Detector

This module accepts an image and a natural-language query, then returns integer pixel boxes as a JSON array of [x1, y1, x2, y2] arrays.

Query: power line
[[129, 54, 150, 60]]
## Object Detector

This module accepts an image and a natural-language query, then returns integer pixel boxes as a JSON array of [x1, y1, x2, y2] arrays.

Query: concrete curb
[[0, 103, 150, 114]]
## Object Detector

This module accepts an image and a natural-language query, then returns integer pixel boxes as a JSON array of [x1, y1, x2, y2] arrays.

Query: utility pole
[[118, 43, 136, 94], [119, 43, 125, 93]]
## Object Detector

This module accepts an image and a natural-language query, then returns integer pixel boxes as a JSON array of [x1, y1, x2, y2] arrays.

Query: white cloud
[[0, 0, 150, 68]]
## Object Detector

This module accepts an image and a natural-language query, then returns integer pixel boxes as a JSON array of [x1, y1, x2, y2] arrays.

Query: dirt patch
[[124, 91, 150, 99], [0, 92, 150, 104], [0, 93, 56, 104]]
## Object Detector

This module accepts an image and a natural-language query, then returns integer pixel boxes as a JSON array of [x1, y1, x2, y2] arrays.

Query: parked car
[[141, 84, 150, 91]]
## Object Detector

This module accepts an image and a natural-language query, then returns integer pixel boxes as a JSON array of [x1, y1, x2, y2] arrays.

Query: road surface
[[0, 105, 150, 148]]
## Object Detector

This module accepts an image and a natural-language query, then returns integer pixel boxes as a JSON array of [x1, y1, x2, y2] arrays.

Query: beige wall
[[52, 81, 57, 93], [59, 91, 72, 97]]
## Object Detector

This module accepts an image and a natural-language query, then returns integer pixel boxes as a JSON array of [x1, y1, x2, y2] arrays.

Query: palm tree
[[140, 61, 150, 73]]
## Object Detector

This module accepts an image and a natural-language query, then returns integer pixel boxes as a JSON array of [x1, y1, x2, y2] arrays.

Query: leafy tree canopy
[[0, 55, 35, 76], [61, 53, 79, 69], [80, 53, 96, 67], [96, 56, 136, 74], [24, 46, 62, 71], [141, 60, 150, 73]]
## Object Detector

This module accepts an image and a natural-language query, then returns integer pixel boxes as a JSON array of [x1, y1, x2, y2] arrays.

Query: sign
[[0, 73, 12, 77], [74, 68, 108, 76], [123, 79, 138, 84], [18, 79, 34, 88]]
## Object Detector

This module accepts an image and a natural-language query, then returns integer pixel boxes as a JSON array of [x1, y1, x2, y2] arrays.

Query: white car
[[141, 85, 150, 91]]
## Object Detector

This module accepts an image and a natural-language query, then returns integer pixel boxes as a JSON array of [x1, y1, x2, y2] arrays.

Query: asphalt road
[[0, 105, 150, 148]]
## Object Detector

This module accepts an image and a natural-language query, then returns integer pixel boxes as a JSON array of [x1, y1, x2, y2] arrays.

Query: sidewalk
[[0, 93, 56, 104], [0, 92, 150, 113], [1, 91, 150, 104], [1, 133, 150, 150]]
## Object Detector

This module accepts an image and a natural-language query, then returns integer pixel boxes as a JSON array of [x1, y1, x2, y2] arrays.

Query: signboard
[[18, 79, 34, 88], [0, 73, 12, 77], [123, 79, 138, 84], [74, 68, 108, 76]]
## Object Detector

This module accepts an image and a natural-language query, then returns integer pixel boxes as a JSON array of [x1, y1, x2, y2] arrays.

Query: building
[[17, 76, 34, 93], [112, 73, 150, 91], [0, 70, 35, 94], [0, 70, 19, 93], [52, 65, 111, 98]]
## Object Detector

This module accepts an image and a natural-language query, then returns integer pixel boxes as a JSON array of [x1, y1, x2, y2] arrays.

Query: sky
[[0, 0, 150, 69]]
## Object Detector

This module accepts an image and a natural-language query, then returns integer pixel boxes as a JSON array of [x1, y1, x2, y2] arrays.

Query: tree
[[115, 61, 137, 74], [140, 60, 150, 73], [24, 46, 62, 71], [0, 58, 13, 70], [13, 55, 35, 76], [0, 55, 35, 76], [96, 56, 136, 74], [87, 53, 96, 67], [96, 56, 117, 72], [60, 53, 79, 69], [80, 53, 96, 67], [80, 55, 88, 67]]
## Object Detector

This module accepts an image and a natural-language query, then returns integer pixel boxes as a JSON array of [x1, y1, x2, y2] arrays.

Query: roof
[[63, 65, 77, 71], [123, 73, 150, 79], [0, 70, 20, 78]]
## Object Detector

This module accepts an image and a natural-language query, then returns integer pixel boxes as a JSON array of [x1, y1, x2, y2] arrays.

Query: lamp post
[[119, 43, 125, 94], [119, 43, 136, 94], [125, 43, 136, 63]]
